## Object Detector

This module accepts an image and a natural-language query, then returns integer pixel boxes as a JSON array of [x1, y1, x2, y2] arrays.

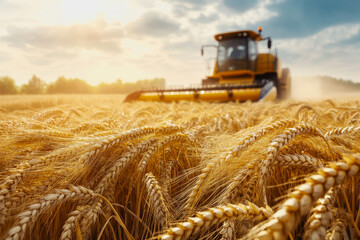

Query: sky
[[0, 0, 359, 86]]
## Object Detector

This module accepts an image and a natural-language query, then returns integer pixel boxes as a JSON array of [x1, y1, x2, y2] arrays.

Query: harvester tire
[[277, 68, 291, 100]]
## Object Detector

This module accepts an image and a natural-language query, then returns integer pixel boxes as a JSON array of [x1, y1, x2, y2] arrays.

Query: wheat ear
[[221, 167, 257, 204], [303, 188, 337, 240], [161, 201, 272, 240], [184, 119, 296, 212], [324, 126, 360, 139], [144, 173, 171, 227], [139, 133, 190, 172], [5, 185, 95, 240], [295, 104, 315, 120], [259, 123, 328, 203], [94, 139, 156, 195], [0, 162, 29, 224], [0, 142, 89, 223], [33, 109, 64, 120], [79, 200, 103, 239], [274, 154, 324, 169], [79, 126, 156, 165], [241, 155, 360, 240], [231, 119, 297, 157], [325, 209, 350, 240], [60, 205, 90, 240], [219, 219, 235, 240], [80, 124, 182, 165], [220, 173, 266, 240]]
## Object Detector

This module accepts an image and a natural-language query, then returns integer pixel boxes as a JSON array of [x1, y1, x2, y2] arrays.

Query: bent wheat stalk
[[185, 119, 297, 212], [161, 201, 272, 240], [242, 155, 360, 240], [5, 185, 95, 240], [325, 126, 360, 139], [144, 173, 171, 227], [138, 133, 190, 172], [274, 154, 324, 169], [303, 188, 337, 240], [258, 122, 331, 203]]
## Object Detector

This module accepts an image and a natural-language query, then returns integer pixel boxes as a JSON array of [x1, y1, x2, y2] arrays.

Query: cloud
[[165, 0, 212, 7], [191, 13, 219, 24], [222, 0, 261, 13], [333, 28, 360, 47], [162, 39, 200, 54], [125, 11, 180, 38], [0, 51, 12, 62], [2, 18, 124, 53], [248, 0, 360, 38]]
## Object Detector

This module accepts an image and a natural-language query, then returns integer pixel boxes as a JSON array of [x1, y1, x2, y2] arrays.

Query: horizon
[[0, 0, 359, 85]]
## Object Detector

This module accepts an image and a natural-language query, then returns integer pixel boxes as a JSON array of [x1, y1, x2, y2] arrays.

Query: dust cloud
[[290, 76, 360, 100]]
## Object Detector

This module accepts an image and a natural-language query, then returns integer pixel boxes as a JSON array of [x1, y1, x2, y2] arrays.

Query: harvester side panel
[[256, 54, 277, 75]]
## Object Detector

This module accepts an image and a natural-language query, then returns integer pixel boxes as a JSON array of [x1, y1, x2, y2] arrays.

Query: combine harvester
[[125, 27, 291, 102]]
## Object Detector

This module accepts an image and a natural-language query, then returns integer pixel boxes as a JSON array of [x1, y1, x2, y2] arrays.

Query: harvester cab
[[124, 27, 291, 102]]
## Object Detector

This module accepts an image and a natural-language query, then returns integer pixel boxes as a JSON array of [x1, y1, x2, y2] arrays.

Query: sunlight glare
[[62, 0, 102, 23]]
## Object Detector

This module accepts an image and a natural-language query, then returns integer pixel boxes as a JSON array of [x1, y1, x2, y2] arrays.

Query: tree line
[[318, 75, 360, 92], [0, 75, 166, 94]]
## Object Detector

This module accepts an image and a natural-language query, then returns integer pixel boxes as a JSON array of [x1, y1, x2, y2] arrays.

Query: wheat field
[[0, 95, 360, 240]]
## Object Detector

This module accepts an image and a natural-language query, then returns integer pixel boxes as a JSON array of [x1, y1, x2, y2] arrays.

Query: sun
[[58, 0, 143, 25]]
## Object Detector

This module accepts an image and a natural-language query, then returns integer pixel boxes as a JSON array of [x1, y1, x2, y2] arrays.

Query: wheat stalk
[[60, 205, 90, 240], [0, 142, 90, 223], [5, 185, 95, 240], [274, 154, 324, 168], [231, 119, 297, 157], [242, 154, 360, 240], [80, 124, 183, 165], [33, 109, 65, 120], [220, 219, 235, 240], [325, 209, 350, 240], [303, 187, 337, 239], [258, 122, 329, 203], [161, 202, 271, 240], [138, 133, 190, 172], [185, 119, 297, 212], [94, 138, 156, 195], [144, 173, 171, 227], [161, 201, 272, 240], [325, 126, 360, 139]]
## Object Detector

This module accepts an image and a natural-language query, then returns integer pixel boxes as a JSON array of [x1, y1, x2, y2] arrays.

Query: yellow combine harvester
[[125, 27, 291, 102]]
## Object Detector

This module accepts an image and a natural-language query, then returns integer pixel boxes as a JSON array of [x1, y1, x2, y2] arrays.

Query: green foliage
[[47, 76, 93, 94], [21, 75, 45, 94], [0, 76, 166, 94], [0, 76, 17, 94]]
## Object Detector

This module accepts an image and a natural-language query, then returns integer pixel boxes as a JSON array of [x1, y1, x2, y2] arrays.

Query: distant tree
[[96, 78, 166, 94], [21, 75, 45, 94], [0, 76, 17, 94], [47, 76, 92, 94], [96, 79, 124, 94]]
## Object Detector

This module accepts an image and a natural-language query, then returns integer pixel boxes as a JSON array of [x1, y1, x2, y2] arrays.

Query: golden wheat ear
[[243, 155, 360, 240]]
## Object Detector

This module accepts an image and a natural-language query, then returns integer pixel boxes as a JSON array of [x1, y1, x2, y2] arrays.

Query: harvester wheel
[[277, 68, 291, 100]]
